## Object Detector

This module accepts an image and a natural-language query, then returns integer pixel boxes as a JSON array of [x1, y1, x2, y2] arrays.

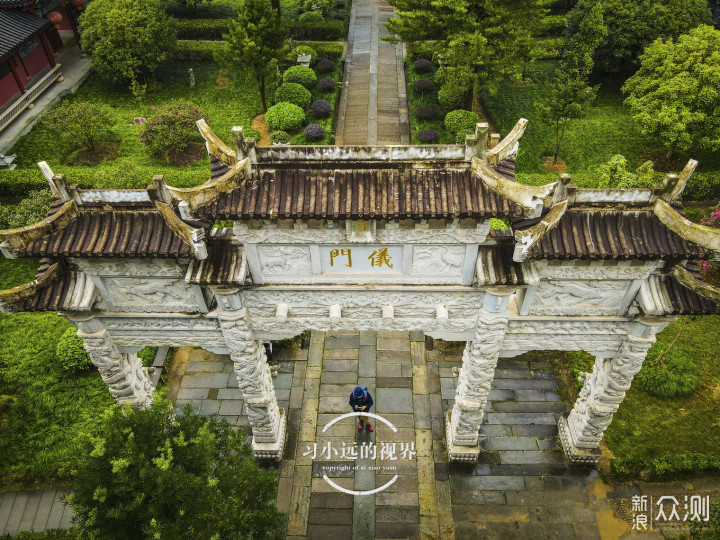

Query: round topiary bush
[[636, 344, 700, 398], [304, 123, 325, 140], [274, 82, 312, 108], [413, 78, 433, 94], [312, 99, 332, 117], [56, 327, 93, 372], [299, 10, 324, 23], [414, 106, 435, 120], [414, 58, 432, 73], [445, 109, 479, 142], [283, 65, 317, 89], [332, 12, 346, 20], [270, 130, 290, 144], [318, 77, 336, 92], [293, 45, 318, 65], [417, 129, 438, 143], [438, 84, 467, 111], [266, 102, 305, 131], [316, 59, 335, 74]]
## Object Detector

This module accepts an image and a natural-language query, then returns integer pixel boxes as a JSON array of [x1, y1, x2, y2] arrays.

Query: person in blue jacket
[[349, 385, 374, 432]]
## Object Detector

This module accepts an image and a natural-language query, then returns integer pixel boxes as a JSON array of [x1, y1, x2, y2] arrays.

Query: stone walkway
[[336, 0, 409, 144], [0, 488, 73, 537]]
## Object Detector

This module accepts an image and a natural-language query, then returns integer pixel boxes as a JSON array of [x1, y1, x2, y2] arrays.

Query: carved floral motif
[[412, 246, 465, 274]]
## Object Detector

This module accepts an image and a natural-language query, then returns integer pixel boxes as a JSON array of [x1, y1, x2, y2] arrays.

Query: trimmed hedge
[[288, 20, 344, 40], [174, 40, 224, 61], [299, 10, 324, 23], [611, 453, 720, 480], [283, 65, 317, 88], [274, 82, 312, 107], [176, 19, 229, 40], [294, 41, 344, 61]]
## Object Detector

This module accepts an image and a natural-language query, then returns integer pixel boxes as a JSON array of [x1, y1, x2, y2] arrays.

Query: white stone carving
[[248, 315, 477, 334], [533, 261, 662, 281], [217, 306, 285, 459], [101, 317, 220, 332], [412, 246, 465, 274], [258, 245, 312, 274], [103, 277, 205, 313], [76, 259, 186, 277], [232, 227, 489, 245], [78, 328, 154, 407], [241, 290, 484, 308], [531, 280, 630, 316], [507, 319, 630, 335], [450, 308, 509, 448], [567, 330, 656, 448]]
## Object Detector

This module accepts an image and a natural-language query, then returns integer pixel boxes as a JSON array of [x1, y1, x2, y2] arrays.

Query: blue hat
[[353, 386, 364, 398]]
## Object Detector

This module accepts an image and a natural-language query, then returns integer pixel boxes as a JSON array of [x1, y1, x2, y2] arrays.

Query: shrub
[[174, 39, 223, 61], [412, 78, 433, 94], [311, 99, 332, 117], [288, 20, 344, 40], [137, 346, 158, 367], [635, 344, 699, 398], [414, 106, 435, 120], [40, 100, 116, 152], [596, 154, 656, 188], [274, 82, 312, 107], [332, 12, 346, 20], [318, 77, 336, 92], [270, 130, 290, 144], [414, 58, 432, 73], [265, 102, 305, 131], [303, 0, 334, 13], [315, 59, 335, 73], [55, 328, 93, 373], [67, 396, 284, 539], [417, 129, 438, 143], [283, 65, 317, 89], [299, 10, 324, 23], [176, 19, 229, 40], [138, 99, 207, 162], [438, 83, 468, 111], [0, 190, 52, 230], [445, 109, 480, 143], [304, 123, 325, 140], [293, 44, 318, 65]]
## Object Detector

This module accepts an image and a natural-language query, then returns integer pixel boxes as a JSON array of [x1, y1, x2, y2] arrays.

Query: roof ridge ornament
[[672, 264, 720, 303], [197, 118, 236, 167], [653, 199, 720, 253], [512, 200, 568, 262], [471, 157, 556, 218], [154, 202, 208, 260], [485, 118, 528, 165], [660, 159, 698, 203]]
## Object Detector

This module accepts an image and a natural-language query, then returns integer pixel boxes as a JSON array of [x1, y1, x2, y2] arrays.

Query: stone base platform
[[558, 413, 602, 466], [252, 408, 287, 460], [445, 410, 480, 462]]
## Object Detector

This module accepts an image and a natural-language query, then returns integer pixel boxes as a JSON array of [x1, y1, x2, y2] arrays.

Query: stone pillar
[[446, 289, 512, 462], [559, 317, 667, 465], [71, 316, 154, 408], [214, 288, 285, 460]]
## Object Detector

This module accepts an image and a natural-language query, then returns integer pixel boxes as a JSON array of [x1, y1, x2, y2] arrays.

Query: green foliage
[[174, 0, 214, 14], [79, 0, 177, 86], [67, 396, 284, 539], [622, 25, 720, 159], [303, 0, 334, 14], [137, 346, 158, 367], [269, 130, 290, 144], [489, 217, 509, 230], [55, 328, 93, 373], [266, 102, 305, 131], [595, 154, 656, 188], [563, 1, 606, 76], [0, 258, 39, 290], [690, 500, 720, 539], [444, 109, 479, 143], [138, 99, 208, 161], [565, 351, 596, 390], [217, 0, 288, 111], [611, 453, 720, 480], [174, 39, 224, 61], [283, 64, 317, 88], [567, 0, 711, 73], [0, 190, 51, 230], [175, 19, 228, 40], [293, 44, 318, 64], [288, 19, 345, 40], [405, 58, 454, 144], [636, 342, 700, 398], [274, 82, 312, 107], [0, 312, 115, 485], [437, 83, 468, 112], [2, 530, 80, 539], [299, 10, 324, 23], [40, 100, 116, 153], [293, 41, 344, 61]]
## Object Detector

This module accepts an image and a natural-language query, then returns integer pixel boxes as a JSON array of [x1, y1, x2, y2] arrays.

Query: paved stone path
[[0, 488, 73, 537], [336, 0, 409, 144]]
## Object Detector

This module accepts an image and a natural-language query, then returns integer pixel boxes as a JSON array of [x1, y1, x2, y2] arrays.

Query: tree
[[40, 100, 116, 152], [218, 0, 288, 112], [622, 25, 720, 159], [536, 3, 604, 164], [566, 0, 711, 73], [595, 154, 656, 188], [79, 0, 176, 87], [138, 99, 208, 163], [67, 395, 284, 539]]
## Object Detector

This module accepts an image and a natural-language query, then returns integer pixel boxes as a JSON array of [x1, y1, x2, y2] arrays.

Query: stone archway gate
[[1, 119, 719, 462]]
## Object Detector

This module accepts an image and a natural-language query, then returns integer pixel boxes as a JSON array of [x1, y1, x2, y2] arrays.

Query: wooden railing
[[0, 64, 62, 133]]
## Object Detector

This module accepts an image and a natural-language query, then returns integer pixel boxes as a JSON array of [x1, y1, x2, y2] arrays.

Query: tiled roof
[[0, 9, 50, 61], [476, 245, 527, 286], [186, 242, 246, 285], [515, 210, 701, 260], [657, 272, 720, 314]]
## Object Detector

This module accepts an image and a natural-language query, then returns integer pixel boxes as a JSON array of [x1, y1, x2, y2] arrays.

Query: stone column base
[[558, 413, 601, 466], [251, 408, 287, 460], [445, 411, 480, 462]]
